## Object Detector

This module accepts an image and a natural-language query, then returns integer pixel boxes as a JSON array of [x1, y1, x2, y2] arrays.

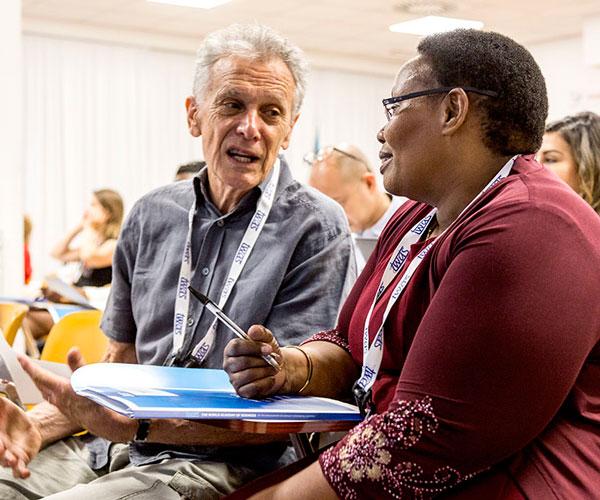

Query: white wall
[[529, 36, 600, 120], [21, 35, 392, 278], [23, 35, 200, 278], [19, 28, 600, 281], [288, 68, 391, 183], [0, 0, 23, 295]]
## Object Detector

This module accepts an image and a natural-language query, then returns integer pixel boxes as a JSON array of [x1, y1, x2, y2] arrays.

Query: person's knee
[[0, 479, 31, 500], [23, 310, 53, 340]]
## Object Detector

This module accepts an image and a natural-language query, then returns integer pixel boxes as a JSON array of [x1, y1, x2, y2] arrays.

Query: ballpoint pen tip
[[188, 285, 210, 305]]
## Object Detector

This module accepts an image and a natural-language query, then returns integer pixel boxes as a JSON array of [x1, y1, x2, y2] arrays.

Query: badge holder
[[352, 382, 375, 419]]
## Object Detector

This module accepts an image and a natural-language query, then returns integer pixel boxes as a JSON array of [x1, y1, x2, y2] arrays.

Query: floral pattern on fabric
[[302, 328, 350, 352], [320, 396, 471, 498]]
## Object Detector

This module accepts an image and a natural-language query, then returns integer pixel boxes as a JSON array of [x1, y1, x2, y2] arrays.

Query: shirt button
[[202, 267, 210, 276], [216, 220, 224, 227], [187, 317, 194, 326]]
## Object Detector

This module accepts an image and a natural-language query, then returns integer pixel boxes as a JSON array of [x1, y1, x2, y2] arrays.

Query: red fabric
[[24, 244, 32, 284], [317, 156, 600, 498]]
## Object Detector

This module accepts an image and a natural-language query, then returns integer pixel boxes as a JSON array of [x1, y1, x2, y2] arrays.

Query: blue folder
[[71, 363, 362, 421]]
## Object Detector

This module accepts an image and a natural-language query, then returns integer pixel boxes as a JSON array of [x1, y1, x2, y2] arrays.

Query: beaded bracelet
[[283, 346, 313, 394]]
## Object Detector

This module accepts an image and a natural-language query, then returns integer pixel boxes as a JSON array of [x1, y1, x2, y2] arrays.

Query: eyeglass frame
[[303, 146, 368, 168], [382, 86, 499, 121]]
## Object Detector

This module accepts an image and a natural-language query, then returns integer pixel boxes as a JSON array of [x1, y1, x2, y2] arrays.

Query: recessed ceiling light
[[389, 15, 483, 36], [146, 0, 232, 9], [395, 0, 451, 16]]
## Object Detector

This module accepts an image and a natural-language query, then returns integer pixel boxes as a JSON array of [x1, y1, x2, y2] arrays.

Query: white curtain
[[22, 35, 395, 278]]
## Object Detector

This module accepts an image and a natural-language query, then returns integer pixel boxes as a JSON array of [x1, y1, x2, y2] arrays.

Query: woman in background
[[24, 189, 123, 340], [49, 189, 123, 288], [537, 111, 600, 214], [23, 215, 32, 285]]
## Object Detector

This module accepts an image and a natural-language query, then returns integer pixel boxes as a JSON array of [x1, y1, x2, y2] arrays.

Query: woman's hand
[[0, 397, 42, 479], [223, 325, 290, 399]]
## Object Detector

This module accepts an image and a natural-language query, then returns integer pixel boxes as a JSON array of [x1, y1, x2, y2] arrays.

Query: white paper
[[0, 333, 71, 404], [82, 286, 110, 311], [45, 276, 90, 307]]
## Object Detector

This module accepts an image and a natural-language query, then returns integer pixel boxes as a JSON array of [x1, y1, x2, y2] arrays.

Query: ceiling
[[21, 0, 600, 75]]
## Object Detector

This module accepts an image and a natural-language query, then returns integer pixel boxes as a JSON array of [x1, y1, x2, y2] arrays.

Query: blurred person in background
[[174, 160, 206, 181], [23, 215, 32, 285], [23, 189, 124, 339], [307, 144, 405, 271], [537, 111, 600, 214]]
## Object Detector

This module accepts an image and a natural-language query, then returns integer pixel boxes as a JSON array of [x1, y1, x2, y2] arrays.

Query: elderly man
[[307, 144, 405, 270], [0, 24, 354, 499]]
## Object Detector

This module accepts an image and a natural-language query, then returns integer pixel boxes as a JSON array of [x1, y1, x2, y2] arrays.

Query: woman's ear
[[441, 88, 470, 137], [185, 96, 201, 137]]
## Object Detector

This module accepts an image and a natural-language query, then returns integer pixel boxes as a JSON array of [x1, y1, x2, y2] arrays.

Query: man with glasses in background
[[307, 144, 406, 271]]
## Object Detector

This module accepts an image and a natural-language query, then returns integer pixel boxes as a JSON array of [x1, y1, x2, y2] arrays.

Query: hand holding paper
[[18, 351, 135, 443], [17, 351, 84, 413]]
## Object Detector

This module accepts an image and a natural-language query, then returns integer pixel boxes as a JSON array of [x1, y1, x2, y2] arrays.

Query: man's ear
[[441, 88, 470, 137], [362, 172, 377, 191], [280, 113, 300, 150], [185, 96, 201, 137]]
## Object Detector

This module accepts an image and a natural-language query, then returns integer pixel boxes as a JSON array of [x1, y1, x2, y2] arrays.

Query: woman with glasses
[[537, 111, 600, 214], [237, 30, 600, 498]]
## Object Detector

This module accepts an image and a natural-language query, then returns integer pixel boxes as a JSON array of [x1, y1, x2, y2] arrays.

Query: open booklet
[[44, 276, 94, 308], [0, 333, 72, 405], [71, 363, 362, 422], [25, 276, 111, 322]]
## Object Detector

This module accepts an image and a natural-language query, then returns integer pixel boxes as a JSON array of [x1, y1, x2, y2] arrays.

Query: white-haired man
[[0, 24, 354, 499]]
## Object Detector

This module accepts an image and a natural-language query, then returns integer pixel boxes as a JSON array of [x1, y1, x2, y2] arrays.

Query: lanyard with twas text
[[169, 159, 281, 365], [353, 156, 517, 416]]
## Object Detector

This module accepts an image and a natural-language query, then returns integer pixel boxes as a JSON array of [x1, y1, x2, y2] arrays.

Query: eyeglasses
[[303, 146, 366, 167], [382, 86, 498, 121]]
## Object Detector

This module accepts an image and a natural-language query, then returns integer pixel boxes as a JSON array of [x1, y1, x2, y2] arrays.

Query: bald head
[[308, 144, 390, 232], [311, 144, 371, 184]]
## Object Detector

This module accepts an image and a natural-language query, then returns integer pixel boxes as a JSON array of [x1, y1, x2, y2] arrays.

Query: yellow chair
[[0, 302, 29, 346], [41, 310, 108, 364]]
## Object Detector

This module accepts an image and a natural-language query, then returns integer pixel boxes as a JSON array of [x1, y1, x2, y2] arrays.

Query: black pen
[[187, 285, 281, 371]]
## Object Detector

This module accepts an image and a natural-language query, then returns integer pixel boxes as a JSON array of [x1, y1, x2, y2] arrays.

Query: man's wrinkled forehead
[[205, 55, 295, 105]]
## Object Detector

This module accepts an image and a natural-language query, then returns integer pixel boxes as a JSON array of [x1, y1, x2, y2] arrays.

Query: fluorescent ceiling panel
[[389, 16, 484, 36], [147, 0, 232, 9]]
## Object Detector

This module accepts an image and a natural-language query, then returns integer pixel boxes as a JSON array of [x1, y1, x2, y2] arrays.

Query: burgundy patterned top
[[306, 156, 600, 498]]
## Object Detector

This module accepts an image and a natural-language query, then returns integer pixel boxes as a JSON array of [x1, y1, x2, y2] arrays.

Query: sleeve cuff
[[301, 328, 350, 353]]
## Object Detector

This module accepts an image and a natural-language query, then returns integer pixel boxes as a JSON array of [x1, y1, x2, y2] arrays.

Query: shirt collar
[[192, 157, 288, 215], [354, 195, 407, 238]]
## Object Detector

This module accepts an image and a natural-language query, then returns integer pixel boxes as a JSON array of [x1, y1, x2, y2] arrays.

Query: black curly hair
[[417, 30, 548, 156]]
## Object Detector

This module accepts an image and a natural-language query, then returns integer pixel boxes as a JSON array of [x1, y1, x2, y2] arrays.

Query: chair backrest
[[0, 302, 29, 345], [41, 310, 108, 364]]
